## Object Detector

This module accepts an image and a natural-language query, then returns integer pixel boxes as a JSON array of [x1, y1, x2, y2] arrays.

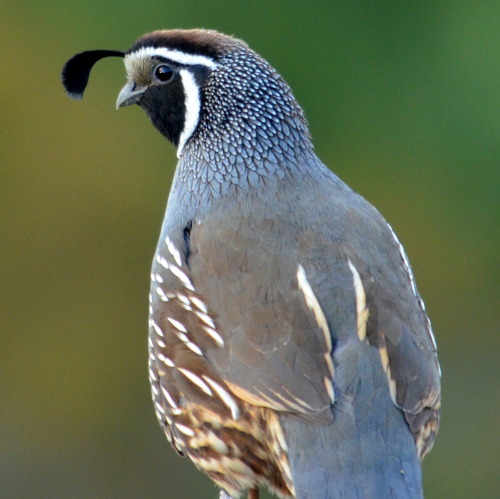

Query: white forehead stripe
[[126, 46, 217, 69], [177, 69, 200, 158]]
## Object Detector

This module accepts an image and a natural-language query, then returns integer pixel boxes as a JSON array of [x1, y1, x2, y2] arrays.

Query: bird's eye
[[154, 65, 174, 83]]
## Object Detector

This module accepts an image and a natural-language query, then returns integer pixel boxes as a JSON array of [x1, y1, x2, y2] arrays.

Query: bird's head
[[62, 29, 311, 161]]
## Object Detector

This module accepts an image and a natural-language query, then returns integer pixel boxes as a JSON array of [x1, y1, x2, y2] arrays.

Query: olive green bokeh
[[1, 1, 498, 498]]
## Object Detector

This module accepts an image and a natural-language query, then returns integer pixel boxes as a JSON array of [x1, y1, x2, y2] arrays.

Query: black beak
[[116, 82, 147, 109], [61, 50, 125, 99]]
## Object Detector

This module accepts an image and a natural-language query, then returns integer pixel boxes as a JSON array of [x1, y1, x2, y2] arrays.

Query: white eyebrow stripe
[[126, 46, 218, 69]]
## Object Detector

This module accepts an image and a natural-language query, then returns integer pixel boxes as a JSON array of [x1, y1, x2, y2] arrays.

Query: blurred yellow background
[[1, 2, 498, 498]]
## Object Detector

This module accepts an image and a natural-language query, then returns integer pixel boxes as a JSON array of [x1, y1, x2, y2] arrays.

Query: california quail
[[62, 29, 441, 499]]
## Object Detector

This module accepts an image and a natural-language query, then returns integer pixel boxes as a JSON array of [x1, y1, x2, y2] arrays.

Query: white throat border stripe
[[126, 47, 218, 69], [177, 69, 201, 158]]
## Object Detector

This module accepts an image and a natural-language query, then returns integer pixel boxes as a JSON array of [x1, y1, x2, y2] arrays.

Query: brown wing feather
[[189, 211, 335, 423]]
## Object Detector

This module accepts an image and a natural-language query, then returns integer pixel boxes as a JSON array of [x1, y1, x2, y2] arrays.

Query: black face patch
[[138, 64, 211, 148], [140, 75, 186, 146]]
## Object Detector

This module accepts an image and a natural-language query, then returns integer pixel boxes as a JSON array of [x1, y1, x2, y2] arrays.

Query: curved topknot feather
[[61, 50, 124, 99]]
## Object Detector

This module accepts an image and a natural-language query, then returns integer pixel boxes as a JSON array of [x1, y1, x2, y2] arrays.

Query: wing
[[358, 221, 442, 459], [151, 171, 440, 458], [300, 174, 442, 458], [188, 208, 337, 424]]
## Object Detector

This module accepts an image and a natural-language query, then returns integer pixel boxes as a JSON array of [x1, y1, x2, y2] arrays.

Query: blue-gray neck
[[161, 48, 322, 230]]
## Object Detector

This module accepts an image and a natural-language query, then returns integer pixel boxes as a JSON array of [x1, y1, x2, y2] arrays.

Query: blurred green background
[[1, 1, 498, 498]]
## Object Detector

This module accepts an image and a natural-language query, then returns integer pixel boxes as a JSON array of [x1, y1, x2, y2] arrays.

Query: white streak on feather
[[186, 341, 203, 356], [347, 260, 369, 342], [155, 286, 169, 302], [161, 386, 179, 410], [195, 311, 216, 329], [202, 376, 239, 420], [178, 368, 213, 396], [190, 296, 209, 313], [387, 225, 439, 354], [151, 319, 165, 337], [154, 401, 166, 415], [175, 423, 195, 437], [157, 255, 169, 269], [387, 223, 417, 296], [378, 345, 398, 405], [176, 293, 190, 306], [165, 236, 183, 267], [169, 264, 195, 291], [177, 332, 189, 343], [265, 385, 316, 414], [323, 376, 335, 403], [202, 326, 224, 347], [167, 317, 188, 333], [296, 264, 334, 380], [157, 353, 174, 367]]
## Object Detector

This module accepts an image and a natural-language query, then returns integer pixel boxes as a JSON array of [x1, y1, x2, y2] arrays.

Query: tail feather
[[280, 340, 423, 499]]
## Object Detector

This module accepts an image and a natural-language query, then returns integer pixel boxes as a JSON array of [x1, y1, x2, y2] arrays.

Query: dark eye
[[154, 65, 174, 82]]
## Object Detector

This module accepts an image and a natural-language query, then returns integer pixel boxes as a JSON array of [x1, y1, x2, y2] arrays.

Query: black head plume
[[61, 50, 125, 99]]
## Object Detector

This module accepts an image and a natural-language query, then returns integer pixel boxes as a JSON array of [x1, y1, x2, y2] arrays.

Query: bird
[[62, 29, 441, 499]]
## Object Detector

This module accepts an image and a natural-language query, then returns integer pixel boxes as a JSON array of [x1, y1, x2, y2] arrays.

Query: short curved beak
[[116, 82, 146, 109]]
